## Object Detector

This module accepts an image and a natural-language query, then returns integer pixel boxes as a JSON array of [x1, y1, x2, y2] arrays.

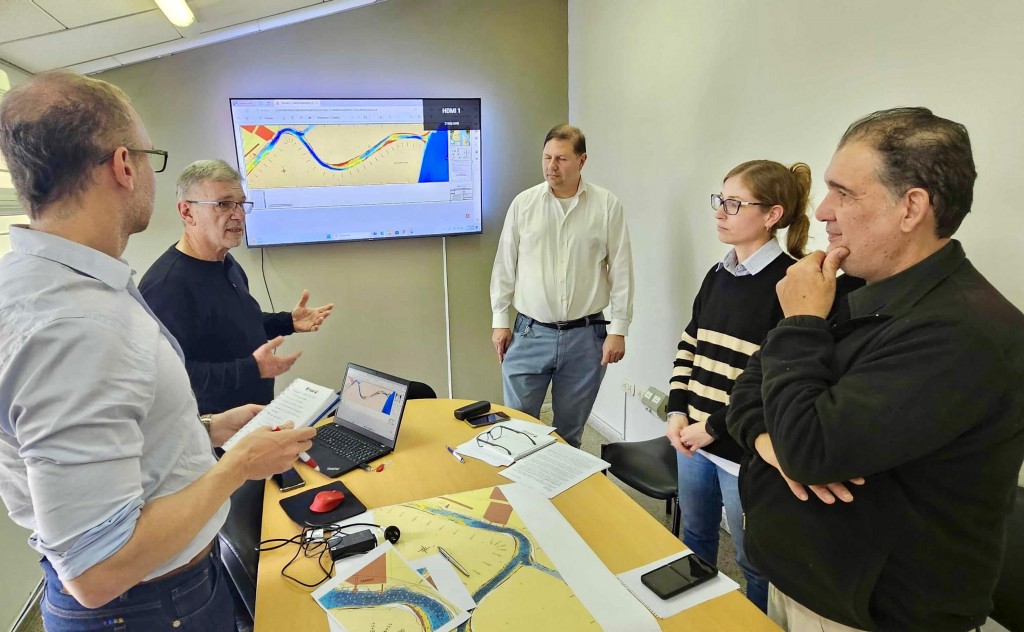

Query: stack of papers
[[452, 419, 611, 498], [500, 442, 610, 498], [454, 419, 556, 466]]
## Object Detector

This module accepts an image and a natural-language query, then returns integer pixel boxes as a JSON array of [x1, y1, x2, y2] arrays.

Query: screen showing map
[[229, 98, 482, 247]]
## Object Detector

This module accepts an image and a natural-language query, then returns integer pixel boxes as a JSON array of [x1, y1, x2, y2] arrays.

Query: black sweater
[[727, 241, 1024, 630], [667, 252, 793, 463], [139, 246, 294, 413]]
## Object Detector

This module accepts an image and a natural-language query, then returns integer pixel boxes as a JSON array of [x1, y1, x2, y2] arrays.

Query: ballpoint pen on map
[[297, 451, 320, 472], [437, 546, 470, 577], [446, 446, 465, 464]]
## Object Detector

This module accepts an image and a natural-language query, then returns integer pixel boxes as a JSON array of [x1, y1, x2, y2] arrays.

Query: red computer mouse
[[310, 490, 345, 513]]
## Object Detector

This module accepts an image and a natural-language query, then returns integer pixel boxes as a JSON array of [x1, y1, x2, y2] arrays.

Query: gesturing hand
[[253, 336, 301, 378], [292, 289, 334, 333], [776, 247, 849, 319], [754, 433, 864, 503]]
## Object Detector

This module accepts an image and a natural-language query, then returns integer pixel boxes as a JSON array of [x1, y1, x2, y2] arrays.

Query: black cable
[[256, 524, 387, 588], [260, 247, 275, 311]]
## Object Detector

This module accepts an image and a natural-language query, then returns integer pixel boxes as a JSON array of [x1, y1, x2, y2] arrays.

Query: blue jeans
[[677, 450, 768, 612], [40, 545, 237, 631], [501, 313, 606, 448]]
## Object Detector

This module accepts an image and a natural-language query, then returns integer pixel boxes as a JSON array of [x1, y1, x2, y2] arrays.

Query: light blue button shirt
[[717, 238, 784, 277], [0, 226, 227, 581]]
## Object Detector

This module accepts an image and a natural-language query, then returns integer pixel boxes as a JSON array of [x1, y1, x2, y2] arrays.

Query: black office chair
[[600, 437, 680, 536], [218, 478, 264, 626], [990, 485, 1024, 631], [407, 380, 437, 400]]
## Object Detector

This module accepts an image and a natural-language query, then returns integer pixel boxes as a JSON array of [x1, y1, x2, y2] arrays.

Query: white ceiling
[[0, 0, 382, 75]]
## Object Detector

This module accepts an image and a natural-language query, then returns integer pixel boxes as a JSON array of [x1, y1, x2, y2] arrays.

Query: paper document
[[221, 378, 338, 450], [499, 442, 610, 498], [454, 438, 513, 466], [617, 551, 739, 619], [471, 422, 556, 462], [413, 554, 477, 612]]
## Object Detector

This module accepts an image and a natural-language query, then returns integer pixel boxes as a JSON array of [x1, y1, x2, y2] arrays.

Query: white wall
[[100, 0, 568, 405], [569, 0, 1024, 441]]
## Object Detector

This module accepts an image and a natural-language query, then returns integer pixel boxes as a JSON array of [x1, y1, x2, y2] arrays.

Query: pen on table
[[446, 446, 465, 464], [437, 546, 470, 577]]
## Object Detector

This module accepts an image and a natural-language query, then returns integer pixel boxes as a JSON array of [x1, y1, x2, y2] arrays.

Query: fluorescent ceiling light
[[154, 0, 195, 28]]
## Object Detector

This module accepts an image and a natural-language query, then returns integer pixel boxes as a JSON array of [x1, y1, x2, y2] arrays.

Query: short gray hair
[[176, 159, 241, 200]]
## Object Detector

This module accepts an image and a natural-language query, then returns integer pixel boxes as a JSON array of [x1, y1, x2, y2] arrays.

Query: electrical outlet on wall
[[621, 379, 635, 396]]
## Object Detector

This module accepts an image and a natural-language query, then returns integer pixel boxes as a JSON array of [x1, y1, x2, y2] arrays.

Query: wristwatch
[[199, 414, 214, 435]]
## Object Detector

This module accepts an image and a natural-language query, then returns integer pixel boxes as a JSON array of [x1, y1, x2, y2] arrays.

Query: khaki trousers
[[768, 584, 870, 632]]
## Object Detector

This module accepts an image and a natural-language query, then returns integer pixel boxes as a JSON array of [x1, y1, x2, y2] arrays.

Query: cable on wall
[[260, 247, 275, 311], [441, 237, 454, 398]]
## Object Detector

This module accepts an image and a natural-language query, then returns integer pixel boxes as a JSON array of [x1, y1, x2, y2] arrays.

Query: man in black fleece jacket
[[727, 108, 1024, 631]]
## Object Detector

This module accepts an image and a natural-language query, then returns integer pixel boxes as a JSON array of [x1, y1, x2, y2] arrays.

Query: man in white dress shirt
[[490, 125, 634, 447]]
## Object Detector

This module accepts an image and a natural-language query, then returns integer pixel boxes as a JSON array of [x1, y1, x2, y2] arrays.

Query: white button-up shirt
[[490, 180, 634, 336]]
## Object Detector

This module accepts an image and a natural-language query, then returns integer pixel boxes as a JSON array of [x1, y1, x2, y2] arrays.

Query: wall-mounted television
[[229, 98, 482, 247]]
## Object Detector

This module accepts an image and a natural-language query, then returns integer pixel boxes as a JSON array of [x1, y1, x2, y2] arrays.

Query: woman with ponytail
[[664, 160, 811, 612]]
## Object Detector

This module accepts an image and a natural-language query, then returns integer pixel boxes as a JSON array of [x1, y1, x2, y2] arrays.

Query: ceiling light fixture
[[154, 0, 195, 28]]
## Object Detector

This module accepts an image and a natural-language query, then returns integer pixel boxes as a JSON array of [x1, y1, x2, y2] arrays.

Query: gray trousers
[[501, 313, 607, 448]]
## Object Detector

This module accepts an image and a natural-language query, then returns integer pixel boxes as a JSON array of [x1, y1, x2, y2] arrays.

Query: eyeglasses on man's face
[[96, 148, 168, 173], [711, 193, 771, 216], [186, 199, 255, 214]]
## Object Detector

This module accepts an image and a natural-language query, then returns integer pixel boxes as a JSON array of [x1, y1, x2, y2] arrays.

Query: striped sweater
[[668, 252, 793, 463]]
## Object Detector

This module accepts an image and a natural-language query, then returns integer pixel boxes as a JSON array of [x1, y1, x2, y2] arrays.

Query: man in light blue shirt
[[0, 71, 315, 630]]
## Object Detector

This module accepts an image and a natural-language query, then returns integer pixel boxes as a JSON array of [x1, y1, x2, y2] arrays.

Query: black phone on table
[[272, 467, 306, 492], [464, 411, 511, 428], [640, 553, 717, 600]]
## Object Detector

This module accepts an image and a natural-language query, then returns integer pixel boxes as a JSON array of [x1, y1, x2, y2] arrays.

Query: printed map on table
[[374, 486, 601, 631], [313, 542, 469, 632]]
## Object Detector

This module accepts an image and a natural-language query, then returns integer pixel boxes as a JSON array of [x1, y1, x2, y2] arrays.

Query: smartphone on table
[[464, 410, 511, 428], [272, 467, 306, 492], [640, 553, 717, 599]]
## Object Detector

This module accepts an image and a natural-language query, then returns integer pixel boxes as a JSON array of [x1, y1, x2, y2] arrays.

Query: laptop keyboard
[[314, 424, 383, 463]]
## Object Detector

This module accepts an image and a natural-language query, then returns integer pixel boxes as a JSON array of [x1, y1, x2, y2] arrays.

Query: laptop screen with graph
[[334, 363, 409, 449]]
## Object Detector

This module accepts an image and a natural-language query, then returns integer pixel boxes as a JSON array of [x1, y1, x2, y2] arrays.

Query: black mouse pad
[[278, 481, 367, 527]]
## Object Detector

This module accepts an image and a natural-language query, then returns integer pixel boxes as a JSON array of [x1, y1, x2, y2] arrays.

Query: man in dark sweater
[[727, 108, 1024, 631], [140, 159, 334, 414]]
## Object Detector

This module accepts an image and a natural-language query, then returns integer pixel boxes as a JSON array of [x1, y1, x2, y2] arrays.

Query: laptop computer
[[305, 363, 411, 477]]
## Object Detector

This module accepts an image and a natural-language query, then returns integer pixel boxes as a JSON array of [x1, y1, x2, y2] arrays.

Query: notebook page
[[221, 379, 337, 451]]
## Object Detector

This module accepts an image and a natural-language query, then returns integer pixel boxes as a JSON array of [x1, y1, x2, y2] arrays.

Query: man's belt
[[529, 313, 609, 331]]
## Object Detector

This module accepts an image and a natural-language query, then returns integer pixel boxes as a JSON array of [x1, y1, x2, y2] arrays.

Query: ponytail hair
[[724, 160, 812, 258]]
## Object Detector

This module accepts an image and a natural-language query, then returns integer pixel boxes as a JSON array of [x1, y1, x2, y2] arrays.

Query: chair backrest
[[217, 478, 264, 621], [407, 380, 437, 400], [990, 486, 1024, 630], [600, 436, 678, 500]]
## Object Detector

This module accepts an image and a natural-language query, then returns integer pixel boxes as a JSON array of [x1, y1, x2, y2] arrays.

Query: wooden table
[[255, 399, 778, 631]]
